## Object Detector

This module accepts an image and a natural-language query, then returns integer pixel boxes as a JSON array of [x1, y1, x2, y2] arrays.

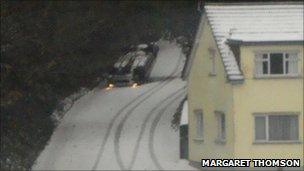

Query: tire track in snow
[[92, 43, 184, 170], [91, 81, 167, 170], [92, 82, 168, 169], [113, 78, 176, 169], [114, 48, 184, 170], [149, 91, 186, 170], [127, 87, 186, 170]]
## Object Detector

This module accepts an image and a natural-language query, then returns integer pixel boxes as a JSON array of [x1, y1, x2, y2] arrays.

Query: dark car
[[106, 43, 159, 87]]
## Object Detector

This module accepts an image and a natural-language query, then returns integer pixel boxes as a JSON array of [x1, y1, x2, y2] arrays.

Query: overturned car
[[106, 43, 159, 87]]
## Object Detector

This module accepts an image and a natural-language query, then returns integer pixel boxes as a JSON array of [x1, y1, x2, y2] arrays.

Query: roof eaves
[[227, 39, 304, 45], [205, 1, 304, 6], [206, 17, 244, 84], [205, 15, 236, 83], [229, 78, 244, 85], [226, 39, 243, 45]]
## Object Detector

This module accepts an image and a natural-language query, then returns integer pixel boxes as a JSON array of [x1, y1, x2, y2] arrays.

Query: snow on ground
[[151, 91, 191, 170], [33, 39, 196, 170], [51, 87, 90, 123], [33, 83, 157, 170], [149, 39, 186, 79]]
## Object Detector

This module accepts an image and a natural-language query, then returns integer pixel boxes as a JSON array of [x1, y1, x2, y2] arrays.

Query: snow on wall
[[205, 4, 304, 81], [180, 100, 188, 126]]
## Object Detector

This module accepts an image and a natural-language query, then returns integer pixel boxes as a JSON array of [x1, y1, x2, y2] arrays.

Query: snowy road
[[33, 40, 196, 170]]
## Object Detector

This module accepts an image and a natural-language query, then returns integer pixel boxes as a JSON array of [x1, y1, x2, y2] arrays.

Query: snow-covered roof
[[229, 33, 303, 43], [132, 51, 149, 68], [205, 3, 304, 81]]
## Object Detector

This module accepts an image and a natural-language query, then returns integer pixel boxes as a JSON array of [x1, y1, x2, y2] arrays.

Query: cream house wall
[[188, 16, 235, 162], [233, 44, 304, 163]]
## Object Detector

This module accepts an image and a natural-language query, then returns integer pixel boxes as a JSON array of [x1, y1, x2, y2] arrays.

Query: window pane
[[255, 116, 266, 140], [255, 53, 266, 76], [263, 54, 268, 59], [288, 53, 298, 74], [255, 60, 262, 75], [216, 113, 226, 140], [195, 110, 203, 138], [212, 57, 216, 74], [270, 53, 283, 74], [285, 53, 289, 59], [285, 61, 289, 74], [289, 116, 299, 140], [290, 60, 298, 74], [269, 115, 298, 141], [209, 48, 216, 75], [263, 61, 268, 74], [221, 114, 226, 139], [196, 113, 201, 137]]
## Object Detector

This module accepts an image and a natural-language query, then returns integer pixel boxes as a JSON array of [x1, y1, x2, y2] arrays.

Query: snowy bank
[[51, 87, 90, 123]]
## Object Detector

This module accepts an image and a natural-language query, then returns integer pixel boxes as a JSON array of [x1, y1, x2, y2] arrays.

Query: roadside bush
[[171, 97, 187, 131]]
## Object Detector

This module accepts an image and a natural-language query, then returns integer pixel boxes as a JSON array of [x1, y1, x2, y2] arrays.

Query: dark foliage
[[172, 97, 187, 131], [0, 1, 200, 170]]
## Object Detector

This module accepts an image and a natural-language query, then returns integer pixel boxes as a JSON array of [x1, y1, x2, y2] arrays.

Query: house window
[[194, 109, 203, 139], [209, 48, 216, 76], [255, 52, 298, 77], [215, 111, 226, 141], [254, 114, 299, 142]]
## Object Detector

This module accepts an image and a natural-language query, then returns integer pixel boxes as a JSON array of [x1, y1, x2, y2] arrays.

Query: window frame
[[254, 51, 300, 78], [253, 112, 300, 144]]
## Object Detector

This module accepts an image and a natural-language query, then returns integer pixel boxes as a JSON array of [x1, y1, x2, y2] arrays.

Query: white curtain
[[269, 115, 298, 141], [254, 54, 263, 76], [288, 53, 298, 75], [255, 116, 266, 140], [289, 116, 298, 140]]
